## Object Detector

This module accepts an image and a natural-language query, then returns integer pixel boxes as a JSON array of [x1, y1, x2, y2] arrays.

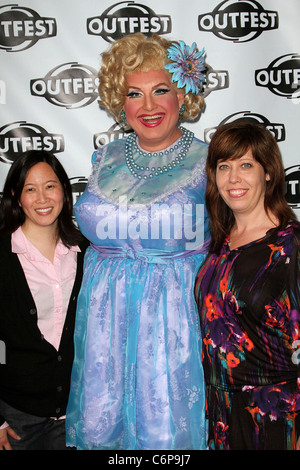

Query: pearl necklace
[[124, 126, 194, 179]]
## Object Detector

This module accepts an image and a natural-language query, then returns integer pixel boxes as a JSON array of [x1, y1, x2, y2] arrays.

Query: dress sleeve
[[289, 232, 300, 342], [288, 230, 300, 435], [88, 146, 106, 191], [91, 149, 99, 164]]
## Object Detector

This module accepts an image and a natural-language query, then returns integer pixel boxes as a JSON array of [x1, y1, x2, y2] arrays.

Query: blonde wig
[[98, 33, 205, 129]]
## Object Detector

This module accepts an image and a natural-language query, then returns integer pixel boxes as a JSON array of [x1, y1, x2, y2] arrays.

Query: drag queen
[[66, 33, 209, 450]]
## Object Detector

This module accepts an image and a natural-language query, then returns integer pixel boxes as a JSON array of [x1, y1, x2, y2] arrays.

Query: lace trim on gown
[[88, 136, 207, 206]]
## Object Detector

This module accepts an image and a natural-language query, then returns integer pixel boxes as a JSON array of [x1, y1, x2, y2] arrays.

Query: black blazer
[[0, 235, 87, 425]]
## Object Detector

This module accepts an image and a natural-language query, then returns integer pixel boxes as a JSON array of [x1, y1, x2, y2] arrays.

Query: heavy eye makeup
[[153, 87, 171, 95], [126, 87, 171, 98], [126, 90, 142, 98]]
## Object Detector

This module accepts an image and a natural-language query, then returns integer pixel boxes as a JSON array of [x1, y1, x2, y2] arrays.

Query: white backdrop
[[0, 0, 299, 218]]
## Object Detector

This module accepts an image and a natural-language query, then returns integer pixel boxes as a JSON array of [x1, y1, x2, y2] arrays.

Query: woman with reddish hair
[[195, 119, 300, 450]]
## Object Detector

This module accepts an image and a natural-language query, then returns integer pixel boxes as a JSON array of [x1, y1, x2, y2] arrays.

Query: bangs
[[216, 141, 251, 164], [209, 123, 256, 169]]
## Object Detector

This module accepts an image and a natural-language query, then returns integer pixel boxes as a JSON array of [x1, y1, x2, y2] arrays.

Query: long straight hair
[[0, 150, 82, 247], [205, 120, 297, 253]]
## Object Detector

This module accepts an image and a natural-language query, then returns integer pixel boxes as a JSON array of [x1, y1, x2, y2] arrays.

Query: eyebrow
[[239, 155, 255, 160], [127, 82, 171, 90], [23, 179, 59, 186]]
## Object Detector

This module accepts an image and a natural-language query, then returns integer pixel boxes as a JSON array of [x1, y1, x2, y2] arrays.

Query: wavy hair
[[0, 150, 82, 247], [205, 119, 297, 253], [98, 33, 205, 129]]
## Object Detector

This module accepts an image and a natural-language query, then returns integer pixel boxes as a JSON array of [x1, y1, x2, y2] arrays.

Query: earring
[[120, 109, 127, 123], [179, 104, 186, 115]]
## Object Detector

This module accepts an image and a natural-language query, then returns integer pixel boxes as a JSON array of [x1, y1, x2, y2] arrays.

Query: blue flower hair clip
[[165, 40, 206, 95]]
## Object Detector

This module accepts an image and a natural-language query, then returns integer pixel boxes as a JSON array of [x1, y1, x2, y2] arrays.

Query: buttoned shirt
[[0, 228, 81, 430], [11, 227, 80, 351]]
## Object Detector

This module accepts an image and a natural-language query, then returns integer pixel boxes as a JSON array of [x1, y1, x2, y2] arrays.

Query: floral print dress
[[195, 222, 300, 450]]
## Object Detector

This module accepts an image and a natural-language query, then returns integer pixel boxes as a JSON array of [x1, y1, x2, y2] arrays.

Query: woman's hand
[[296, 437, 300, 450], [0, 426, 21, 450]]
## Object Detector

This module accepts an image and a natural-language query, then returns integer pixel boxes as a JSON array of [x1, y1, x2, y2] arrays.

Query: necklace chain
[[125, 126, 194, 179]]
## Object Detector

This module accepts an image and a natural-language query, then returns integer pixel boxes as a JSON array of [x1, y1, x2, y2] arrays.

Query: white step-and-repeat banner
[[1, 0, 299, 218]]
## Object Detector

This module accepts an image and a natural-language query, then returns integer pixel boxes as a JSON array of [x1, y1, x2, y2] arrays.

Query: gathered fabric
[[66, 135, 209, 450], [195, 222, 300, 450]]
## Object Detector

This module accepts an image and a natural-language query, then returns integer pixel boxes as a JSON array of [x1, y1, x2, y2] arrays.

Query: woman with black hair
[[0, 150, 85, 450]]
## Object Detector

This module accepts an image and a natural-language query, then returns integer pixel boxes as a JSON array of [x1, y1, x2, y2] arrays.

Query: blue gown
[[66, 132, 209, 450]]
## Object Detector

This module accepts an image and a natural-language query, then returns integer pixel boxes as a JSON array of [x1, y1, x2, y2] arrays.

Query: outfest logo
[[87, 1, 171, 43], [203, 63, 229, 98], [70, 176, 88, 212], [30, 63, 99, 109], [0, 121, 64, 163], [255, 54, 300, 100], [0, 4, 56, 52], [94, 123, 126, 149], [285, 165, 300, 210], [198, 0, 278, 43], [204, 111, 286, 143]]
